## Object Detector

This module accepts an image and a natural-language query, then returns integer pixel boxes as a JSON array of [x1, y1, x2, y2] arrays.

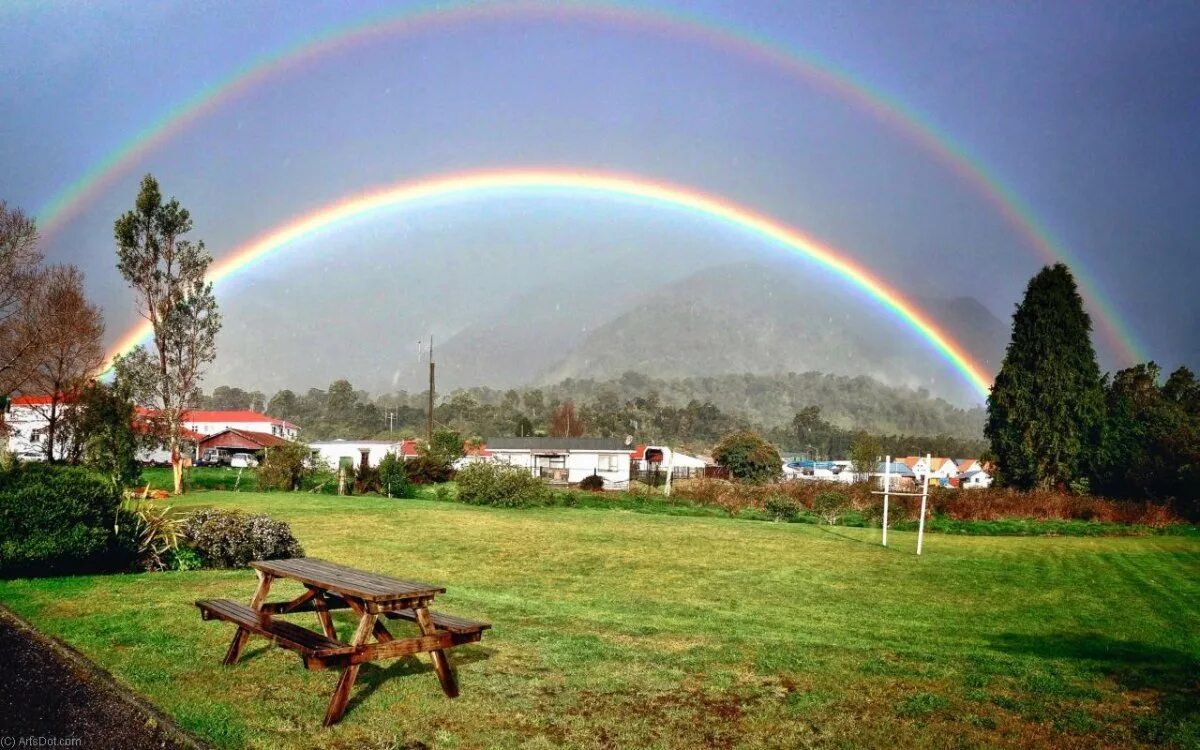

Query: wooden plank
[[198, 599, 352, 657], [312, 631, 483, 668], [384, 608, 491, 635], [251, 558, 444, 602]]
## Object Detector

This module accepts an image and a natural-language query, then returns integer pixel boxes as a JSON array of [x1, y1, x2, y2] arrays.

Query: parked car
[[199, 448, 224, 466], [229, 453, 259, 468]]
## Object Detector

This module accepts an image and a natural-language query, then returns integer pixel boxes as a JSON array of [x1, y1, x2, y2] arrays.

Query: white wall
[[310, 441, 400, 469], [186, 419, 299, 441], [3, 405, 71, 460], [489, 449, 630, 485]]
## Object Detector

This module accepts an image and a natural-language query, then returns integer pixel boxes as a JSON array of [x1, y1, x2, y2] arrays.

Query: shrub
[[712, 431, 781, 484], [121, 499, 182, 571], [406, 455, 455, 485], [764, 495, 802, 522], [378, 453, 413, 498], [179, 509, 303, 569], [578, 474, 606, 492], [812, 492, 848, 525], [258, 443, 313, 491], [355, 465, 380, 494], [455, 462, 553, 508], [170, 546, 203, 571], [0, 463, 129, 576]]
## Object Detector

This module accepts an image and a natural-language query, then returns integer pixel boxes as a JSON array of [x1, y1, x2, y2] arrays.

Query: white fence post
[[916, 452, 930, 555], [882, 455, 891, 547]]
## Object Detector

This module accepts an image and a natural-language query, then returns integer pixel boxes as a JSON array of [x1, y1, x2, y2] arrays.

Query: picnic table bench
[[195, 557, 490, 726]]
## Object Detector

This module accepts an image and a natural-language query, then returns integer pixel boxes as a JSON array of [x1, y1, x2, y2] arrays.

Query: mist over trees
[[198, 370, 989, 458]]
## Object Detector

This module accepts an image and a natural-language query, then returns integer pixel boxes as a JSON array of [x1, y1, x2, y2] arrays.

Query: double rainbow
[[33, 1, 1143, 364], [102, 168, 994, 398]]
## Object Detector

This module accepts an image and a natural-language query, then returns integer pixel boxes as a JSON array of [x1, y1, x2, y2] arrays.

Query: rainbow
[[32, 1, 1143, 364], [101, 168, 994, 398]]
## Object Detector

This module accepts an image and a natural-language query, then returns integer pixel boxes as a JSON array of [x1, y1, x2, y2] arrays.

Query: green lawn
[[2, 491, 1198, 749]]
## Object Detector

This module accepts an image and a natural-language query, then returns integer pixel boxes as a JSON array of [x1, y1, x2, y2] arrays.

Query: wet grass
[[1, 490, 1198, 748]]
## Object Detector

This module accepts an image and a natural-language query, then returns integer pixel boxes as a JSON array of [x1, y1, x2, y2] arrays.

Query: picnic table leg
[[223, 570, 274, 665], [414, 606, 459, 698], [309, 587, 338, 640], [323, 604, 377, 727], [344, 596, 395, 643]]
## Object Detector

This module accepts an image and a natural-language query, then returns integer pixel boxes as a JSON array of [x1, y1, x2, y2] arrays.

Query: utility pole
[[420, 335, 435, 443]]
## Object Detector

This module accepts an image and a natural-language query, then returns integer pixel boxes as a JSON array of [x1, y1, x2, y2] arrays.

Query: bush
[[578, 474, 606, 492], [764, 495, 802, 522], [121, 498, 182, 571], [179, 509, 303, 569], [0, 463, 129, 576], [378, 453, 413, 498], [258, 443, 313, 491], [712, 431, 781, 484], [455, 462, 553, 508], [813, 492, 848, 525], [406, 455, 455, 485]]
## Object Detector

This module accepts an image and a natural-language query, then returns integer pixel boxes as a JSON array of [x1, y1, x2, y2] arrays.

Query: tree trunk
[[171, 434, 184, 495]]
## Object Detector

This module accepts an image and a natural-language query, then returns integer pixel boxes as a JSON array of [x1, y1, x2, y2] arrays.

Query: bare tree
[[549, 400, 586, 438], [114, 175, 221, 494], [0, 202, 45, 402], [23, 265, 105, 461]]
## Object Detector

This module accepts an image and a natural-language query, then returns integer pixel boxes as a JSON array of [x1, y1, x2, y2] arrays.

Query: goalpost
[[872, 452, 931, 555]]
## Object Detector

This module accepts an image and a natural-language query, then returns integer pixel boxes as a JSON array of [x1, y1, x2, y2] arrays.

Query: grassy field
[[2, 491, 1198, 749]]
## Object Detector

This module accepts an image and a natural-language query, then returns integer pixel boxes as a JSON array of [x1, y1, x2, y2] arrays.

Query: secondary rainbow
[[101, 168, 994, 398], [33, 0, 1143, 364]]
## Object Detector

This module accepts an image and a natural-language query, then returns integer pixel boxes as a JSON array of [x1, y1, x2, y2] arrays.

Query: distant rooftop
[[487, 437, 630, 452]]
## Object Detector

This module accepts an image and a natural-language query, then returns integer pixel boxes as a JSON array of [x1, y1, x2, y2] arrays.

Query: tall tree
[[24, 265, 105, 461], [849, 432, 882, 483], [75, 378, 143, 490], [114, 175, 220, 494], [0, 202, 45, 404], [549, 400, 586, 437], [207, 385, 253, 410], [1098, 364, 1200, 516], [986, 264, 1104, 490]]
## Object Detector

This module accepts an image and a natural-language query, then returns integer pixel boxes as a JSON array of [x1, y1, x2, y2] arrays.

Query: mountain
[[431, 272, 679, 392], [534, 261, 1005, 406]]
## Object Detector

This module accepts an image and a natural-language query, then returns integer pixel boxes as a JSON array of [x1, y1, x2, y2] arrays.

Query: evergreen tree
[[115, 175, 220, 494], [985, 264, 1105, 490]]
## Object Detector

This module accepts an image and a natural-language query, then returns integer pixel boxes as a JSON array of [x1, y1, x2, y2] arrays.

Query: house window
[[597, 454, 618, 472]]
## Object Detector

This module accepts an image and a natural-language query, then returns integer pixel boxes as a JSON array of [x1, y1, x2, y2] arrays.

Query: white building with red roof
[[3, 395, 75, 460], [182, 410, 300, 441]]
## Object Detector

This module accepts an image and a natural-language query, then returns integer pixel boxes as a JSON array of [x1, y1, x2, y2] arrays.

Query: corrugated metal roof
[[487, 437, 630, 451]]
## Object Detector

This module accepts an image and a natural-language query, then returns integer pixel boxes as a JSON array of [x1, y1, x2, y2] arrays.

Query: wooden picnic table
[[195, 557, 490, 726]]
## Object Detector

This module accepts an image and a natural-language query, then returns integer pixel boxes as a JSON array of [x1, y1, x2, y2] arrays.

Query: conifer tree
[[985, 264, 1104, 490], [114, 175, 220, 495]]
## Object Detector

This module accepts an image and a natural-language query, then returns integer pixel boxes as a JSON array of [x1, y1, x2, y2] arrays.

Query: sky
[[2, 0, 1197, 402]]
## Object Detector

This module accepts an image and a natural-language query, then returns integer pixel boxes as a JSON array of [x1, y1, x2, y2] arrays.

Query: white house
[[958, 469, 993, 489], [630, 444, 708, 479], [309, 439, 402, 470], [182, 410, 299, 441], [902, 456, 959, 485], [955, 458, 981, 474], [2, 395, 73, 461], [487, 437, 631, 486]]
